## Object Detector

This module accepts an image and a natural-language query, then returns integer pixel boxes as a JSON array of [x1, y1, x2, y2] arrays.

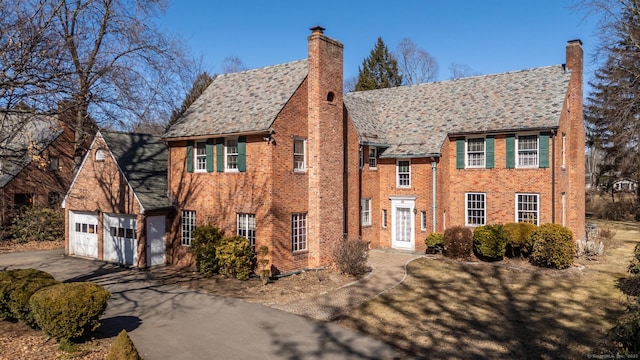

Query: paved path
[[274, 249, 423, 321], [0, 250, 403, 360]]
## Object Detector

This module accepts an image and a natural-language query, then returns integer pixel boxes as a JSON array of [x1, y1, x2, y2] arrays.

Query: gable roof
[[345, 65, 571, 158], [164, 59, 309, 140], [100, 131, 170, 211], [0, 113, 63, 187]]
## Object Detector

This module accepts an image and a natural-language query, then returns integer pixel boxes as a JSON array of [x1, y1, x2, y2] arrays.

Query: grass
[[337, 220, 638, 359]]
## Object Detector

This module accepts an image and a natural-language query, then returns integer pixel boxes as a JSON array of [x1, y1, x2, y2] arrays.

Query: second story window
[[293, 137, 306, 172], [195, 141, 207, 172], [368, 147, 377, 169], [225, 139, 238, 171], [517, 135, 538, 168], [397, 160, 411, 188], [466, 138, 485, 168]]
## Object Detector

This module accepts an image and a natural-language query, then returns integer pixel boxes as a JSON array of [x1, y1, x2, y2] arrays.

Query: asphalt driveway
[[0, 250, 400, 360]]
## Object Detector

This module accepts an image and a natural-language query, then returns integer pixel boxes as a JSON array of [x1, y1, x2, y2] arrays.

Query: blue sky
[[158, 0, 599, 84]]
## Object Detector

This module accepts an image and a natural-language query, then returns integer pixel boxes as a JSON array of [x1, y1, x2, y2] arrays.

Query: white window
[[292, 213, 307, 252], [381, 209, 387, 229], [421, 211, 427, 231], [466, 138, 485, 168], [95, 149, 105, 161], [466, 193, 486, 226], [237, 213, 256, 247], [195, 141, 207, 172], [361, 198, 371, 226], [517, 135, 538, 168], [368, 147, 377, 169], [561, 133, 566, 169], [293, 138, 306, 172], [516, 193, 539, 225], [225, 138, 238, 171], [397, 160, 411, 187], [181, 210, 196, 246]]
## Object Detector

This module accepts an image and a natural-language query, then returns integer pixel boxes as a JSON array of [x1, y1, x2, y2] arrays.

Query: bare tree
[[220, 56, 248, 74], [343, 76, 357, 93], [395, 38, 438, 85], [0, 0, 196, 163], [448, 63, 481, 80]]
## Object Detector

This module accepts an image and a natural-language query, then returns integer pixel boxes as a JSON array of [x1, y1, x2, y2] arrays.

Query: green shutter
[[238, 136, 246, 172], [186, 141, 194, 173], [539, 133, 550, 168], [216, 138, 224, 172], [456, 139, 465, 169], [485, 136, 494, 169], [506, 135, 515, 169], [206, 138, 214, 173]]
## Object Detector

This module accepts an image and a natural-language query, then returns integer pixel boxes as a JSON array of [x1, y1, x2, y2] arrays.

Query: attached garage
[[69, 211, 99, 258], [103, 213, 138, 266]]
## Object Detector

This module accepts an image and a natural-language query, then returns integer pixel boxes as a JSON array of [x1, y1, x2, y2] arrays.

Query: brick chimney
[[306, 26, 344, 268]]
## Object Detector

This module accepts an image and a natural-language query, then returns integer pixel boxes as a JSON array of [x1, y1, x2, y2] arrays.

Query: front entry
[[391, 196, 416, 250]]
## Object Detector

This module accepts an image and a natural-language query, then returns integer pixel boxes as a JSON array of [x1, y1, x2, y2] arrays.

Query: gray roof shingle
[[0, 113, 63, 187], [345, 65, 571, 157], [101, 131, 170, 211], [164, 60, 309, 139]]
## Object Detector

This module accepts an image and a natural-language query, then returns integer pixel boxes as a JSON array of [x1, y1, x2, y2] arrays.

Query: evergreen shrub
[[425, 233, 444, 253], [529, 223, 575, 269], [105, 330, 142, 360], [0, 269, 58, 327], [191, 225, 224, 275], [443, 226, 473, 259], [473, 224, 508, 260], [503, 222, 537, 257], [29, 282, 110, 342], [11, 206, 64, 243], [215, 236, 254, 280]]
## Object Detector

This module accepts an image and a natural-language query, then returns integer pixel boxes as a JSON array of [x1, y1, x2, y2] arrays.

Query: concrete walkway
[[274, 249, 423, 321]]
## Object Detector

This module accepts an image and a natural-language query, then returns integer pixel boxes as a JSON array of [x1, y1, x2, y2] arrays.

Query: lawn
[[337, 220, 638, 359]]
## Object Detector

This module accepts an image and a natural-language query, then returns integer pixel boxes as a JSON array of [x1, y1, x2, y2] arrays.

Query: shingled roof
[[100, 131, 170, 211], [0, 113, 63, 187], [345, 65, 571, 158], [164, 59, 309, 139]]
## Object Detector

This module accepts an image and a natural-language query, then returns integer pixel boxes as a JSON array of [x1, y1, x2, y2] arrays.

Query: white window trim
[[361, 198, 371, 226], [515, 193, 539, 225], [225, 138, 239, 172], [293, 137, 306, 173], [95, 149, 105, 161], [181, 210, 196, 246], [515, 134, 539, 168], [420, 211, 427, 231], [396, 159, 411, 188], [368, 147, 377, 169], [465, 138, 485, 168], [194, 141, 207, 172], [237, 213, 256, 247], [561, 133, 566, 169], [381, 209, 387, 229], [465, 192, 486, 226], [292, 213, 307, 252]]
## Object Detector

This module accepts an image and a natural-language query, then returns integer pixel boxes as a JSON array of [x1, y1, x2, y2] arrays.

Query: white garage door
[[69, 211, 99, 258], [103, 214, 137, 266]]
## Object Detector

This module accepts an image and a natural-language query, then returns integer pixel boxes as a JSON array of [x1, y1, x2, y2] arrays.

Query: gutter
[[448, 126, 559, 137], [431, 158, 437, 233], [551, 130, 556, 223], [163, 128, 274, 143]]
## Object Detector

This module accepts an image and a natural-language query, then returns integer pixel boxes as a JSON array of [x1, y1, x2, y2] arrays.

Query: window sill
[[292, 250, 309, 255], [293, 169, 307, 174], [396, 186, 411, 189]]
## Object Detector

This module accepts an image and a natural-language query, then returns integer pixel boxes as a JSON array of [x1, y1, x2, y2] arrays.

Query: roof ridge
[[216, 58, 308, 79]]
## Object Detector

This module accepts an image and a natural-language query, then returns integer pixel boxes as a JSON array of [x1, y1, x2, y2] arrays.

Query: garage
[[69, 211, 99, 258], [103, 213, 138, 266]]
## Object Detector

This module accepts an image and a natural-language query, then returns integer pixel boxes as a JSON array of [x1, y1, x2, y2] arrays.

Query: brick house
[[161, 27, 584, 273], [63, 27, 584, 273], [62, 131, 170, 267], [0, 112, 76, 227]]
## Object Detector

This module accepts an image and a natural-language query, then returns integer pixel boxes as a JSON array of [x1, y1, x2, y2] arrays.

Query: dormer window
[[95, 149, 105, 161]]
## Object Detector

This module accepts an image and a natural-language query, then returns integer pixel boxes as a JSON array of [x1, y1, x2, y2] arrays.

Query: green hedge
[[503, 222, 537, 257], [29, 282, 111, 342], [191, 225, 225, 275], [473, 224, 508, 260], [216, 236, 255, 281], [0, 269, 59, 327], [11, 206, 64, 243], [529, 223, 575, 269]]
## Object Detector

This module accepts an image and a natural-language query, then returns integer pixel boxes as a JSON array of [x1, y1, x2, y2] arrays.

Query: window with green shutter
[[237, 136, 246, 172], [506, 135, 515, 169], [206, 139, 214, 173], [456, 139, 464, 169], [186, 141, 194, 173], [486, 136, 495, 169], [539, 133, 549, 168], [216, 139, 224, 172]]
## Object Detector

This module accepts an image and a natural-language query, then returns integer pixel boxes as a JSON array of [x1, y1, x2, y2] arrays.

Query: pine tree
[[166, 72, 214, 131], [355, 37, 403, 91], [585, 0, 640, 216]]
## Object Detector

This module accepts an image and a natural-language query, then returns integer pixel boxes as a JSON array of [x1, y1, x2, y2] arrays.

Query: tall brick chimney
[[306, 26, 344, 267]]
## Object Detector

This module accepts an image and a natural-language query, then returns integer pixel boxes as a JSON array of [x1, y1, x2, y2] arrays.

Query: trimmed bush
[[11, 206, 64, 243], [425, 233, 444, 253], [473, 224, 508, 260], [106, 330, 142, 360], [443, 226, 473, 259], [29, 282, 111, 342], [504, 222, 537, 257], [0, 269, 59, 327], [215, 236, 255, 280], [191, 225, 224, 275], [529, 223, 575, 269], [333, 239, 370, 276]]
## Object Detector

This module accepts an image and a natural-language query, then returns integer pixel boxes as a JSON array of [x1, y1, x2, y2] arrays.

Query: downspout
[[431, 158, 437, 233], [551, 131, 556, 223]]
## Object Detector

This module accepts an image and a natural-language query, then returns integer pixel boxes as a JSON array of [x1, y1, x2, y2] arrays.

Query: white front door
[[146, 216, 166, 267], [391, 196, 416, 250], [69, 211, 99, 258], [103, 214, 137, 265]]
